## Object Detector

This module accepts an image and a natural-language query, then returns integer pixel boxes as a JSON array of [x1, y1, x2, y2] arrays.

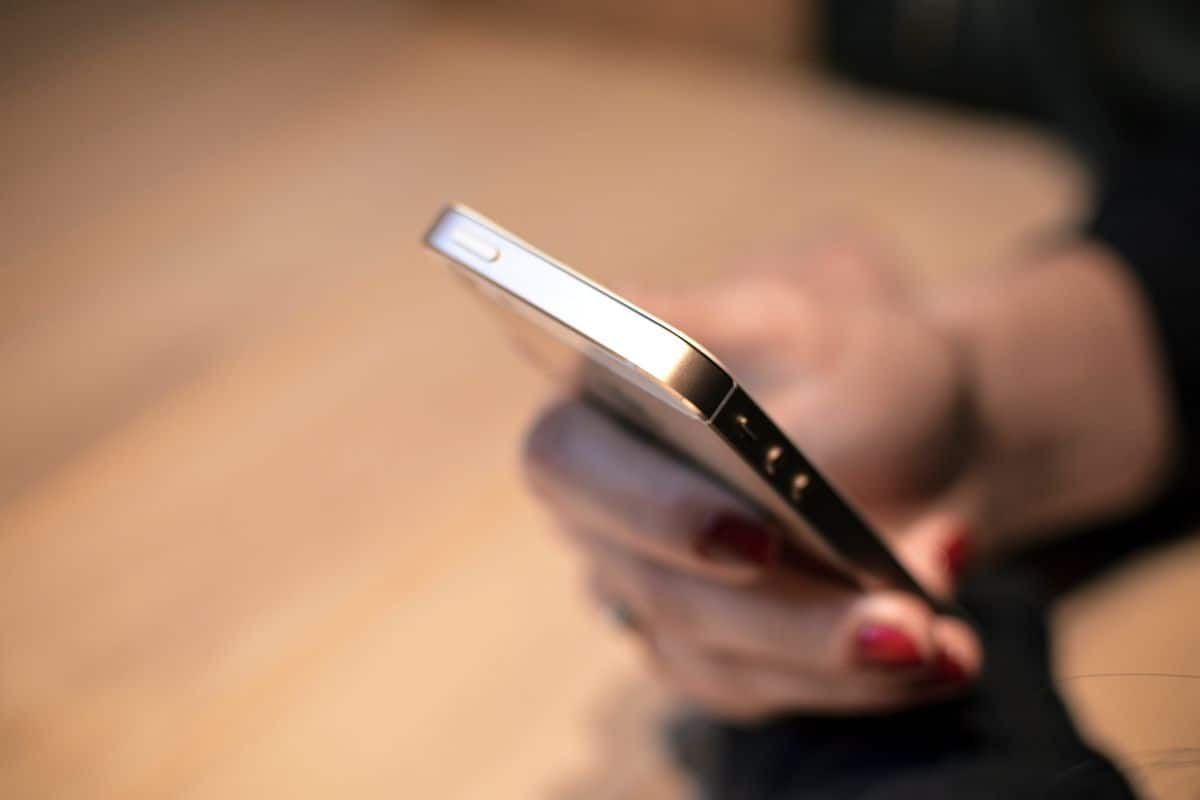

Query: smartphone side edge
[[423, 204, 738, 421]]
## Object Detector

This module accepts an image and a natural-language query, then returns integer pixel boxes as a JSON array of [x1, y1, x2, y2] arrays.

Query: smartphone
[[424, 204, 949, 613]]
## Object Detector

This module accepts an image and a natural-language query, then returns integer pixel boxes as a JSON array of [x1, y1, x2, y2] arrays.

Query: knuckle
[[633, 565, 696, 632], [520, 407, 561, 470], [521, 402, 575, 472]]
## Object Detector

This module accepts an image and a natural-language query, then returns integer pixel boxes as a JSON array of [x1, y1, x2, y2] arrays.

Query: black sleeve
[[1085, 129, 1200, 495]]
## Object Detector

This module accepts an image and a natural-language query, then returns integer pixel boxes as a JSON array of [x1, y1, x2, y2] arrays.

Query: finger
[[646, 634, 779, 721], [630, 235, 908, 333], [927, 613, 984, 690], [584, 533, 945, 674], [731, 233, 912, 303], [587, 526, 985, 685], [754, 307, 970, 509], [649, 633, 963, 720], [524, 401, 778, 584], [631, 274, 835, 375]]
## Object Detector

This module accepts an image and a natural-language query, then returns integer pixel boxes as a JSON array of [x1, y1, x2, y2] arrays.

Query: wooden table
[[3, 4, 1197, 797]]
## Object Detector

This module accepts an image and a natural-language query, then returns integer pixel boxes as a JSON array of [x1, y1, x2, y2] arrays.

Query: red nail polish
[[932, 650, 968, 684], [695, 514, 776, 570], [855, 624, 925, 667], [943, 529, 972, 581]]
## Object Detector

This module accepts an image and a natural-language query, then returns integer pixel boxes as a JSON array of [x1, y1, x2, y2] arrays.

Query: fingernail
[[932, 649, 968, 684], [943, 528, 973, 581], [694, 514, 776, 571], [855, 623, 925, 668]]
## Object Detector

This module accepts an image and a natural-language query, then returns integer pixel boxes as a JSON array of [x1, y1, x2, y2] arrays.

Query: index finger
[[524, 400, 779, 584]]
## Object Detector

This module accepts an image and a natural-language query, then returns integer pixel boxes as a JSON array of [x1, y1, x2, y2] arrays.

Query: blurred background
[[2, 1, 1198, 797]]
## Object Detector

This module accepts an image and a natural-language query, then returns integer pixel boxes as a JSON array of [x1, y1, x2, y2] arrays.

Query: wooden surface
[[3, 4, 1197, 797]]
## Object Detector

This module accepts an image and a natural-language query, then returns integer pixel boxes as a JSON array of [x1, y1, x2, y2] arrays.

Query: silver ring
[[604, 600, 640, 632]]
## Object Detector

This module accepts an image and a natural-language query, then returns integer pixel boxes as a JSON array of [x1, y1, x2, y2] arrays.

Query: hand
[[523, 239, 985, 719]]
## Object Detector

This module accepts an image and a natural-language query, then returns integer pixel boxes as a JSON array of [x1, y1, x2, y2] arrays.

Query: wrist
[[923, 241, 1176, 550]]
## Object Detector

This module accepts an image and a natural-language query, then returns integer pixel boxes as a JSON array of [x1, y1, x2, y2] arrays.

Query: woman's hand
[[523, 240, 985, 719]]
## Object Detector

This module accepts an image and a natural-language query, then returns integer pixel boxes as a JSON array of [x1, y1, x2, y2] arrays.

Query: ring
[[604, 600, 640, 632]]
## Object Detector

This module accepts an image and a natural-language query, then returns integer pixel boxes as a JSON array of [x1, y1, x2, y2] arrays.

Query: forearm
[[927, 242, 1176, 552]]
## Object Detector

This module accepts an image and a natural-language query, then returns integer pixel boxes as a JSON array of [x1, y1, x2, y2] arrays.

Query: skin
[[522, 236, 1174, 720]]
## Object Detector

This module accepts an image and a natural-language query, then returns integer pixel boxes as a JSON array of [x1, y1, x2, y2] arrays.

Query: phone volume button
[[790, 472, 810, 502], [734, 414, 758, 441], [764, 445, 783, 476]]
